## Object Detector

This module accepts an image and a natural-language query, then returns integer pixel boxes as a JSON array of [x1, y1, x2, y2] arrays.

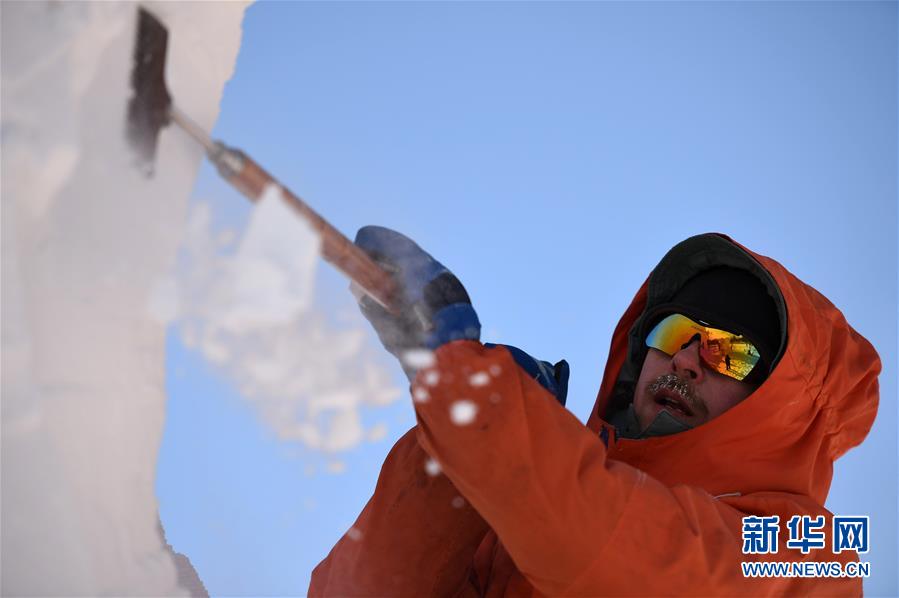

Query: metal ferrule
[[208, 141, 246, 179]]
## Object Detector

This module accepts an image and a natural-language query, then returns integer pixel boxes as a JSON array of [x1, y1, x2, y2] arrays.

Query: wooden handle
[[215, 145, 400, 313]]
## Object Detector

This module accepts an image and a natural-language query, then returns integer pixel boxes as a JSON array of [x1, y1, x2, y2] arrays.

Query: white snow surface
[[1, 2, 247, 595]]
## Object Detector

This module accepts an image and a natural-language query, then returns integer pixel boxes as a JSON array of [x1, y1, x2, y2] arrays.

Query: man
[[309, 230, 880, 596]]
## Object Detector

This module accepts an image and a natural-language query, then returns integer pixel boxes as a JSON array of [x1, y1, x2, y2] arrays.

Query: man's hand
[[354, 225, 480, 380], [354, 226, 569, 406]]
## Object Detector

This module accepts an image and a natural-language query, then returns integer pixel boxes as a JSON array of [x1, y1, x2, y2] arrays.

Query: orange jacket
[[310, 235, 880, 596]]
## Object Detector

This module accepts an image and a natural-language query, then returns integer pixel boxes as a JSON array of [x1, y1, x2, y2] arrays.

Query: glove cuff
[[424, 304, 481, 350]]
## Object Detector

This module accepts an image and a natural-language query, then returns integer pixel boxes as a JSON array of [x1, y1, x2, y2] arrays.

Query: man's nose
[[671, 335, 705, 382]]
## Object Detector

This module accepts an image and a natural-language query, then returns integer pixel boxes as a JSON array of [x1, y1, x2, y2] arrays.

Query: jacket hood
[[587, 233, 881, 505]]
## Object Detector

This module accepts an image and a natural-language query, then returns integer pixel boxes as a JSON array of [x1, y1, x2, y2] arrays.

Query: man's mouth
[[648, 373, 696, 418]]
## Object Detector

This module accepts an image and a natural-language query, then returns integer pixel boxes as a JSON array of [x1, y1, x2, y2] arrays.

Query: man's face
[[633, 339, 757, 431]]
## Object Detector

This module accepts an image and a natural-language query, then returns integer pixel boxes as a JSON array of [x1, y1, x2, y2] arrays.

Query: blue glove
[[354, 226, 481, 380], [354, 226, 570, 406], [487, 343, 570, 406]]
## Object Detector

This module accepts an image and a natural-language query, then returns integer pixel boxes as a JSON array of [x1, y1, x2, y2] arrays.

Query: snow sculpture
[[2, 2, 248, 595]]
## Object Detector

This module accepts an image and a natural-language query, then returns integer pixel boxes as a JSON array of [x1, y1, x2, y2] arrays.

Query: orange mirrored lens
[[645, 313, 760, 381]]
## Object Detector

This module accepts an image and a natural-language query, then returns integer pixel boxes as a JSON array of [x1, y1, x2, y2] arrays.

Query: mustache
[[646, 373, 706, 417]]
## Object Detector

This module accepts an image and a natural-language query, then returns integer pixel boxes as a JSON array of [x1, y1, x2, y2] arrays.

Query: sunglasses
[[645, 313, 761, 382]]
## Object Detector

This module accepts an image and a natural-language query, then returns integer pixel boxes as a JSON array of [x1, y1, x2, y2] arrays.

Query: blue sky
[[157, 2, 897, 595]]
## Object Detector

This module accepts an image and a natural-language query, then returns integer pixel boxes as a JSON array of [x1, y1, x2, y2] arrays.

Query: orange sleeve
[[412, 341, 860, 596], [308, 427, 490, 597]]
